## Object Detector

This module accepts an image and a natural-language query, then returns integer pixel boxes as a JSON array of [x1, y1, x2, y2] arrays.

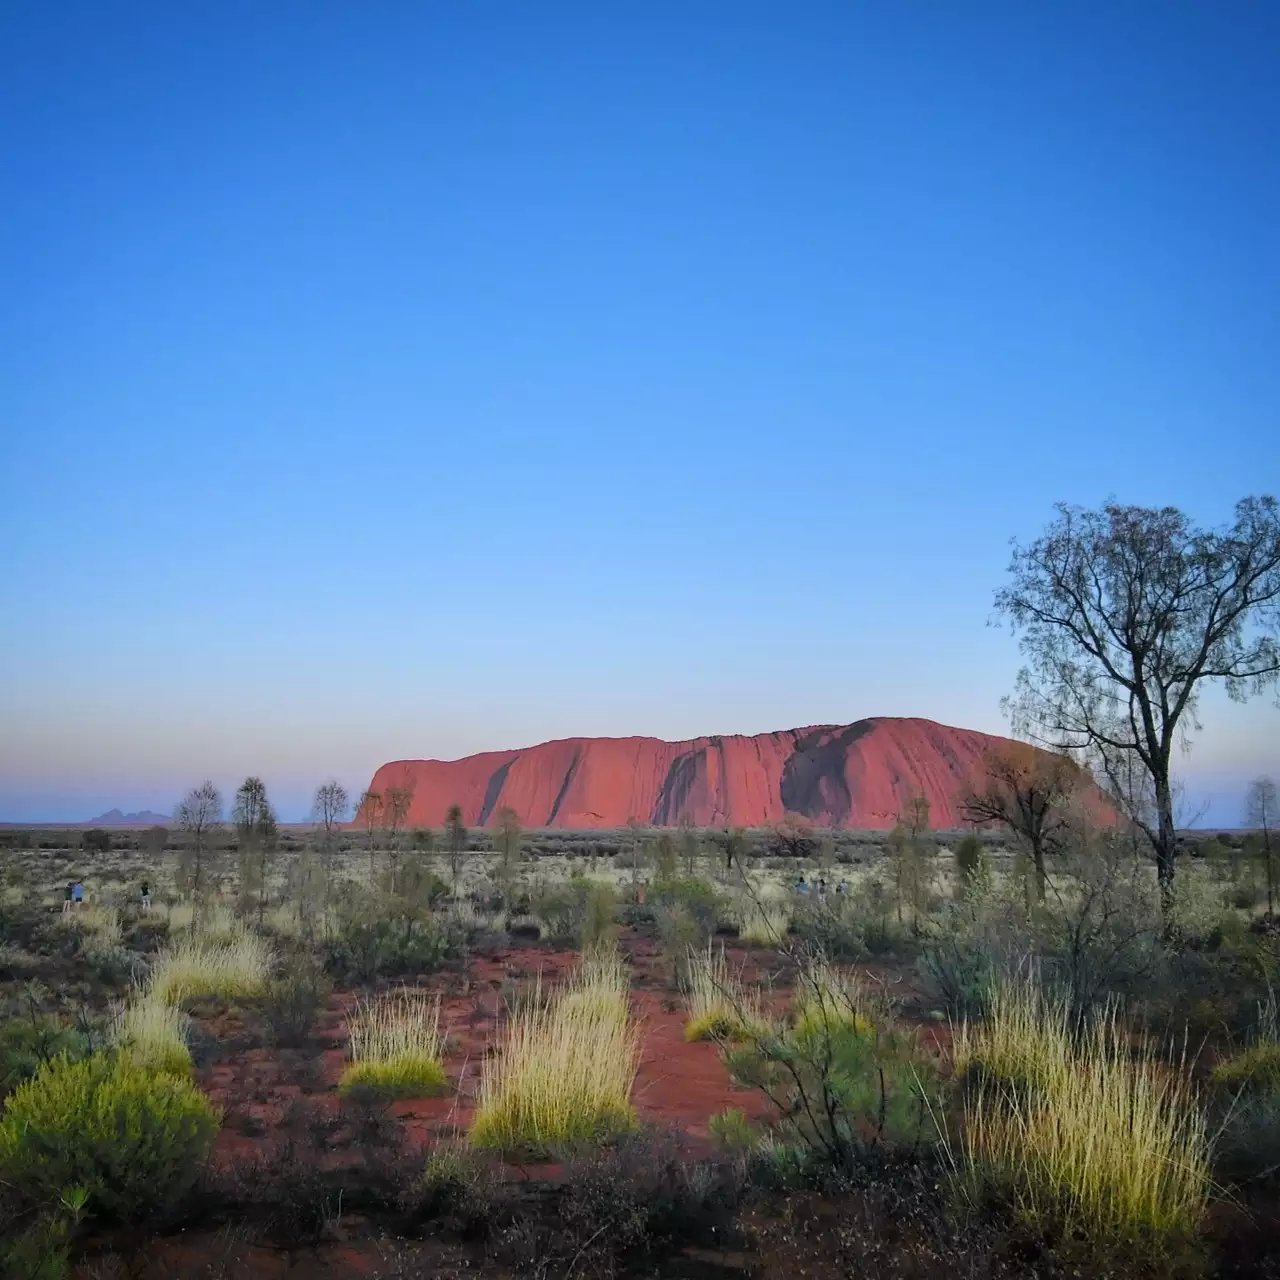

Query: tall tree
[[961, 742, 1085, 900], [678, 816, 701, 877], [312, 780, 349, 848], [311, 780, 349, 914], [357, 789, 383, 886], [174, 780, 223, 914], [444, 804, 467, 894], [384, 781, 416, 892], [233, 777, 275, 924], [1245, 775, 1278, 916], [997, 497, 1280, 907]]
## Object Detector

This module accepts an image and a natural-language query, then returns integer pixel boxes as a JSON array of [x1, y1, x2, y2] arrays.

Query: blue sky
[[2, 2, 1277, 823]]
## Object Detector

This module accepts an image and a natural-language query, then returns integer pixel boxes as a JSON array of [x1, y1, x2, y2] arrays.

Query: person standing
[[140, 881, 151, 913], [72, 879, 84, 910], [62, 882, 74, 914]]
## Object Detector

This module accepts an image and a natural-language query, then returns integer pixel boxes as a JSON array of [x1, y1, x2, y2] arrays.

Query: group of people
[[61, 880, 151, 912], [794, 876, 848, 897]]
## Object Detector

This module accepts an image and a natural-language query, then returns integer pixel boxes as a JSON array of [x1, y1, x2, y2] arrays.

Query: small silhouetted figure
[[796, 878, 810, 895], [72, 880, 84, 910], [63, 882, 73, 914], [836, 880, 848, 894], [817, 878, 827, 898], [140, 881, 151, 913]]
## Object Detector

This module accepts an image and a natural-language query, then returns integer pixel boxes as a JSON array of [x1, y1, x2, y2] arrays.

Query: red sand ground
[[76, 933, 806, 1276], [361, 716, 1034, 830]]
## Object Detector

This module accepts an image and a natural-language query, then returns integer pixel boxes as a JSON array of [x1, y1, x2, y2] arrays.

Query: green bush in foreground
[[0, 1053, 220, 1220]]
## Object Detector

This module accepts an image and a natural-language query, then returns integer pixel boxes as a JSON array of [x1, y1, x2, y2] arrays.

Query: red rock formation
[[360, 717, 1081, 830]]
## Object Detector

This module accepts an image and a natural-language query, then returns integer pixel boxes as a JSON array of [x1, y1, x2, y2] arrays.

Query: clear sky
[[2, 2, 1277, 824]]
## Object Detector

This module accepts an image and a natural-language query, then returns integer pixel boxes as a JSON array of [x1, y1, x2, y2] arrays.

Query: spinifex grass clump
[[792, 959, 873, 1039], [955, 981, 1210, 1256], [340, 988, 448, 1097], [735, 892, 790, 946], [147, 932, 273, 1004], [113, 987, 193, 1076], [682, 941, 767, 1042], [470, 950, 640, 1152]]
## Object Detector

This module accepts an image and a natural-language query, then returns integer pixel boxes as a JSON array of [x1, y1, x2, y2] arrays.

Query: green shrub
[[708, 1106, 756, 1155], [530, 877, 617, 949], [0, 1012, 95, 1098], [261, 962, 330, 1047], [0, 1053, 220, 1220], [724, 1016, 937, 1168], [323, 894, 452, 982], [1212, 1041, 1280, 1094], [650, 877, 720, 937]]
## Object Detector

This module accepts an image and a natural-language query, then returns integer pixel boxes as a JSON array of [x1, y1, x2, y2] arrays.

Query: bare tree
[[312, 780, 349, 847], [1246, 775, 1278, 915], [233, 777, 275, 924], [357, 788, 383, 886], [384, 781, 416, 893], [444, 804, 467, 895], [997, 497, 1280, 909], [678, 816, 701, 877], [961, 742, 1085, 901], [175, 780, 223, 914]]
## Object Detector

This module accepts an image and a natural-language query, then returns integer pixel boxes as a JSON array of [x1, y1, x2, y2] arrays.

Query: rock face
[[361, 717, 1049, 830], [85, 808, 171, 826]]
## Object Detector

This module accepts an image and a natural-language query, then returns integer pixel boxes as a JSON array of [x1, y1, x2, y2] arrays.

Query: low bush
[[412, 1142, 498, 1234], [0, 1010, 95, 1097], [322, 893, 452, 982], [340, 988, 447, 1098], [0, 1053, 220, 1220], [649, 876, 720, 937], [791, 876, 908, 959], [471, 953, 639, 1152], [529, 877, 617, 949], [1212, 1040, 1280, 1094], [725, 1013, 938, 1167], [260, 960, 330, 1047], [708, 1106, 757, 1155]]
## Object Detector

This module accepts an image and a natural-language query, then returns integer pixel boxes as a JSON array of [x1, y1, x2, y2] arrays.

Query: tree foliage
[[997, 497, 1280, 904]]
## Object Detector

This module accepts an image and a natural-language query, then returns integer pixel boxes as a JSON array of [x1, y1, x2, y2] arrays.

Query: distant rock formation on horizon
[[84, 808, 171, 827], [358, 716, 1061, 830]]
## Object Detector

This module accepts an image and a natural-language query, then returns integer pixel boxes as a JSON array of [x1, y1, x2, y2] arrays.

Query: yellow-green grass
[[339, 988, 448, 1098], [682, 942, 768, 1042], [956, 982, 1210, 1253], [470, 956, 640, 1151], [112, 988, 193, 1076], [66, 904, 123, 947], [1211, 1040, 1280, 1094], [164, 900, 242, 942], [556, 945, 630, 1024], [735, 893, 790, 946], [792, 959, 873, 1039], [147, 933, 273, 1005]]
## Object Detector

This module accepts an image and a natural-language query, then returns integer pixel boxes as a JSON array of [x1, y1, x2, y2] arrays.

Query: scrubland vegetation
[[0, 498, 1276, 1276]]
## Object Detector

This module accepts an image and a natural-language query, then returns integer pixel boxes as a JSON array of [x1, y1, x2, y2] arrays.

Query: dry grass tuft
[[340, 988, 448, 1097], [470, 949, 640, 1151], [147, 932, 273, 1004], [955, 981, 1210, 1253], [682, 941, 768, 1042]]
